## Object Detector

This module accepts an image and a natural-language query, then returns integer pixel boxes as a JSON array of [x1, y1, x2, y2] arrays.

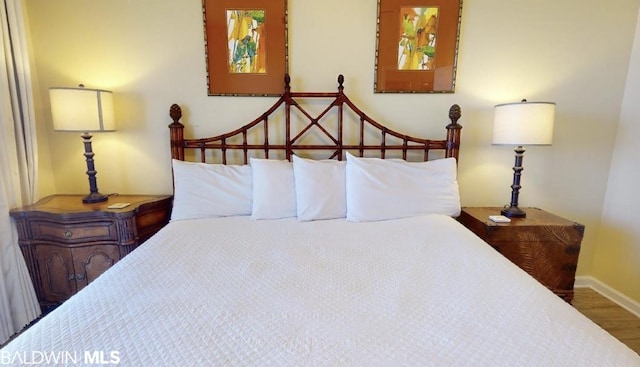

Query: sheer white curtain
[[0, 0, 42, 344]]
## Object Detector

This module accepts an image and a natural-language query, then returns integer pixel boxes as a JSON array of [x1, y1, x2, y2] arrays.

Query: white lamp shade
[[50, 87, 115, 132], [492, 101, 555, 145]]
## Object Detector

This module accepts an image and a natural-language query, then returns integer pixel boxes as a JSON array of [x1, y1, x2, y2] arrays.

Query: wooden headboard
[[168, 75, 462, 164]]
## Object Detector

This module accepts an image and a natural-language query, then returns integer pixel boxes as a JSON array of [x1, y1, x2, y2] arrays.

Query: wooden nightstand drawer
[[478, 224, 584, 244], [29, 219, 118, 244]]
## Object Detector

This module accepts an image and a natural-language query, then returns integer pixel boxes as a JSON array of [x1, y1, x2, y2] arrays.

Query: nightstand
[[457, 207, 584, 303], [10, 194, 172, 309]]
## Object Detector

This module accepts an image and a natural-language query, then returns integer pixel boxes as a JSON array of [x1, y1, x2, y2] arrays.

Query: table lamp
[[50, 86, 115, 203], [492, 99, 555, 218]]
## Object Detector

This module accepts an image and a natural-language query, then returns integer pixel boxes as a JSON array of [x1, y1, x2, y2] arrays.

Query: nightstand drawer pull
[[63, 230, 73, 238], [565, 246, 580, 255], [67, 273, 86, 281]]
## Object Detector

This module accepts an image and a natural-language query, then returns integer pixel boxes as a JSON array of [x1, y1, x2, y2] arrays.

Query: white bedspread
[[3, 215, 639, 366]]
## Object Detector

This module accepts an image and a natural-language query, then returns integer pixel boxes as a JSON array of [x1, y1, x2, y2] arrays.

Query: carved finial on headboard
[[284, 74, 291, 93], [337, 74, 344, 91], [445, 104, 462, 161], [169, 104, 182, 123], [169, 104, 185, 160], [448, 104, 461, 125]]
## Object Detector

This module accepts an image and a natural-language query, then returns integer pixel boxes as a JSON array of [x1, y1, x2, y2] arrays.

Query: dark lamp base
[[501, 206, 526, 218], [83, 192, 108, 204]]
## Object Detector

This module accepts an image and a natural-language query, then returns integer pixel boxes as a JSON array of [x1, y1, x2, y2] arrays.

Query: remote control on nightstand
[[488, 215, 511, 223]]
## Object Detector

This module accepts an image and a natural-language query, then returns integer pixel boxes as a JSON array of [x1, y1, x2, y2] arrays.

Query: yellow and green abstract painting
[[398, 7, 438, 71], [227, 9, 266, 74]]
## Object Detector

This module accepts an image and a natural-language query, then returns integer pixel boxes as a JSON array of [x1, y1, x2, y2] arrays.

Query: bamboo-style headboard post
[[284, 74, 292, 160], [336, 74, 345, 160], [445, 104, 462, 161], [169, 104, 185, 161]]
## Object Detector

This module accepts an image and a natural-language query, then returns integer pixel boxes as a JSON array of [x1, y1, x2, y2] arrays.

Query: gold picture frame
[[374, 0, 463, 93], [203, 0, 288, 96]]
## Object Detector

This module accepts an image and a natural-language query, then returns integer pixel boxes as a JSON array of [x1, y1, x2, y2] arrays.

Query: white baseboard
[[575, 276, 640, 318]]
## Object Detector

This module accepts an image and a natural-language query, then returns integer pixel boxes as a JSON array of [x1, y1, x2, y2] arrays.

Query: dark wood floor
[[572, 287, 640, 355]]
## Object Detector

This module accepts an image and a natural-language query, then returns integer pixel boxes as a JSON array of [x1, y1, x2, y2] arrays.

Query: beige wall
[[24, 1, 640, 301], [594, 6, 640, 302]]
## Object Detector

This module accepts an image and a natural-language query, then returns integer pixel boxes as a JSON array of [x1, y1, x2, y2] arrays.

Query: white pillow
[[250, 158, 297, 219], [171, 159, 252, 221], [345, 152, 460, 222], [292, 155, 346, 221]]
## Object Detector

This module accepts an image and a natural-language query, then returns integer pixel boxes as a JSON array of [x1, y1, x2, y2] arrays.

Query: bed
[[2, 75, 639, 366]]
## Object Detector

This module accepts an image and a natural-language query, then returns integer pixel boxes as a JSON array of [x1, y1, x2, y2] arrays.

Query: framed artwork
[[202, 0, 288, 96], [374, 0, 463, 93]]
